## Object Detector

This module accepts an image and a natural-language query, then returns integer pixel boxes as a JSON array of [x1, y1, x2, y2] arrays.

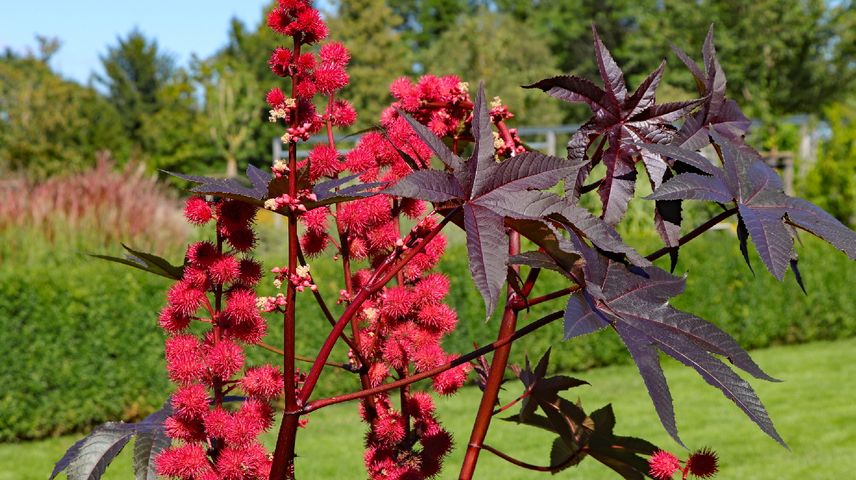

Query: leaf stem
[[459, 230, 520, 479], [481, 443, 585, 473], [646, 207, 738, 261]]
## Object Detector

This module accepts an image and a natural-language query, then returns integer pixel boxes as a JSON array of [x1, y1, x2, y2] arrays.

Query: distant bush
[[2, 217, 854, 441]]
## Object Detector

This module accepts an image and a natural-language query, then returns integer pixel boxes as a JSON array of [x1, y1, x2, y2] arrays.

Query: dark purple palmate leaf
[[51, 399, 173, 480], [507, 350, 657, 478], [385, 83, 649, 317], [671, 25, 752, 150], [168, 166, 379, 214], [525, 25, 703, 226], [564, 241, 783, 447], [644, 135, 856, 280], [91, 244, 184, 280]]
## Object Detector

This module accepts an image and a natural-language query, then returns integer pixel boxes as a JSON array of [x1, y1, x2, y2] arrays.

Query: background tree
[[199, 60, 262, 177], [390, 0, 476, 52], [95, 29, 176, 151], [0, 48, 127, 178], [629, 0, 856, 119], [137, 68, 214, 175]]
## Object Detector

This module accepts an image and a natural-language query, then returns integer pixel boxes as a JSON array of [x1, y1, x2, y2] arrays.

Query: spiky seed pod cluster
[[156, 197, 284, 480]]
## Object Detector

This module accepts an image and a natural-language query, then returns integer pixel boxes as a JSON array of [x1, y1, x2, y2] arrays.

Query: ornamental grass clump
[[52, 2, 856, 479]]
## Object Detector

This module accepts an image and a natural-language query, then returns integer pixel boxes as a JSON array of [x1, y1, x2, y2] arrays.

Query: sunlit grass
[[7, 337, 854, 479]]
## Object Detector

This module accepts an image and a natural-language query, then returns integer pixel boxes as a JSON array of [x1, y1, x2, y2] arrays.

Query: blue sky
[[0, 1, 273, 84]]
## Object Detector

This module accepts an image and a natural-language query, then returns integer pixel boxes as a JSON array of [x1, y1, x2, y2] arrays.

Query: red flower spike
[[205, 338, 244, 380], [166, 281, 206, 317], [413, 273, 450, 306], [164, 415, 206, 442], [368, 363, 389, 387], [218, 200, 257, 229], [300, 206, 329, 232], [268, 47, 293, 77], [186, 241, 218, 267], [224, 288, 261, 325], [308, 144, 341, 180], [203, 407, 232, 439], [184, 197, 212, 225], [417, 303, 458, 334], [296, 52, 316, 72], [155, 443, 212, 479], [314, 63, 349, 95], [300, 229, 330, 257], [330, 99, 357, 127], [649, 450, 682, 480], [381, 286, 415, 319], [687, 448, 719, 478], [158, 306, 192, 334], [237, 259, 263, 286], [286, 8, 328, 44], [266, 87, 286, 108], [320, 41, 350, 66], [228, 314, 268, 344], [225, 225, 256, 252], [399, 198, 425, 219], [172, 384, 210, 421], [216, 444, 271, 480], [432, 361, 470, 395], [165, 335, 204, 385], [209, 254, 241, 285], [241, 365, 285, 400]]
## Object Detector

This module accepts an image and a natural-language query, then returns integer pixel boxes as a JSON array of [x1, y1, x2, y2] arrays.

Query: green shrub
[[2, 217, 854, 442]]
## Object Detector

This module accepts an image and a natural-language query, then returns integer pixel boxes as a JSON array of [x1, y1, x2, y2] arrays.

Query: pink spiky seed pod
[[171, 383, 210, 421], [155, 443, 213, 479], [241, 365, 285, 400], [184, 197, 212, 225], [649, 450, 682, 480], [320, 41, 350, 66], [687, 447, 719, 478]]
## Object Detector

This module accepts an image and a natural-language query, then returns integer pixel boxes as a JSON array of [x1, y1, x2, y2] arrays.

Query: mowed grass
[[4, 338, 855, 479]]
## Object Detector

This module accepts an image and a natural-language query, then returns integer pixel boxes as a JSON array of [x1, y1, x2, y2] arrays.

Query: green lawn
[[5, 338, 855, 479]]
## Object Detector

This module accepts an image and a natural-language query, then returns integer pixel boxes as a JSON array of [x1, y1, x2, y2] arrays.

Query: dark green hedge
[[2, 229, 854, 441]]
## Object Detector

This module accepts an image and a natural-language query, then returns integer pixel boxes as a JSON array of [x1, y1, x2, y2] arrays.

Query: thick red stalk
[[459, 230, 521, 479], [269, 39, 301, 480]]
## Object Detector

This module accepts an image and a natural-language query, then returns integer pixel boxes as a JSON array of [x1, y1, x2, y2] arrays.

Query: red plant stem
[[297, 207, 459, 406], [521, 267, 541, 297], [302, 309, 567, 413], [495, 119, 516, 156], [459, 230, 521, 479], [481, 443, 585, 472], [211, 231, 225, 457], [512, 286, 576, 312], [646, 207, 738, 262], [295, 226, 367, 366], [492, 389, 530, 416], [269, 39, 301, 480], [255, 342, 354, 370]]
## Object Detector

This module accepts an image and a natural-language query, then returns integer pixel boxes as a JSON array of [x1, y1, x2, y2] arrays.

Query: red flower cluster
[[266, 1, 355, 144], [649, 448, 719, 479], [267, 0, 328, 45], [156, 197, 283, 480], [362, 394, 454, 479], [387, 75, 471, 137]]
